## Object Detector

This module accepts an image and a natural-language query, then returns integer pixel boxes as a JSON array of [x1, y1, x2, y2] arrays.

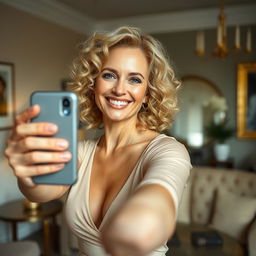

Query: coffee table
[[167, 223, 244, 256]]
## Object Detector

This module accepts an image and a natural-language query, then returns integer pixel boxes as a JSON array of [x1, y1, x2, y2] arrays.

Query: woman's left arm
[[101, 184, 176, 256]]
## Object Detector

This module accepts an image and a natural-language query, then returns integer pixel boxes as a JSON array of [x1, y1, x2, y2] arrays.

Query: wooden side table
[[0, 199, 62, 256]]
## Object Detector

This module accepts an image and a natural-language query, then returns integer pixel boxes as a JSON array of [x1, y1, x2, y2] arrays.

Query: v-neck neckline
[[86, 134, 165, 231]]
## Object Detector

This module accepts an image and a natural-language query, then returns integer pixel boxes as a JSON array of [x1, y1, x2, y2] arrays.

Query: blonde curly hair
[[70, 26, 180, 132]]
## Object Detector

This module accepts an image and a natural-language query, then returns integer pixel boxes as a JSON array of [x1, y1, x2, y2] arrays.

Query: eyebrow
[[101, 68, 145, 80]]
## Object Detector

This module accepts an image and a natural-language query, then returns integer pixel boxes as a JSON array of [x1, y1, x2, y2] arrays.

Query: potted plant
[[205, 121, 234, 161]]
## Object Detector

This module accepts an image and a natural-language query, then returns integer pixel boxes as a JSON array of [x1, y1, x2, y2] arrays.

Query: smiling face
[[94, 46, 149, 125]]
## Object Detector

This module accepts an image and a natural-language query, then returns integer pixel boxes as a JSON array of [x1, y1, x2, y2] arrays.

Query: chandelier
[[195, 0, 252, 58]]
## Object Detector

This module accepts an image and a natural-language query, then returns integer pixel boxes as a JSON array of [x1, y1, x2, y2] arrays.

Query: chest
[[89, 146, 145, 229]]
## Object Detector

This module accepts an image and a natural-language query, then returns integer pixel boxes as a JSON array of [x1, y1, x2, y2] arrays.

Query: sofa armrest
[[248, 218, 256, 256]]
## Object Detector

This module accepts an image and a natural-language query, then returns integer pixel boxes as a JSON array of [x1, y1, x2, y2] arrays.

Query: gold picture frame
[[237, 63, 256, 139]]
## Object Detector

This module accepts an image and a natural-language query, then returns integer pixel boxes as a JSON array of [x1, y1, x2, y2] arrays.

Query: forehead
[[102, 46, 149, 72]]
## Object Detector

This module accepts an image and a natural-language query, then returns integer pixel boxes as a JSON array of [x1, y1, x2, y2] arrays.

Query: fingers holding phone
[[15, 136, 69, 153], [30, 91, 78, 185], [5, 102, 73, 187]]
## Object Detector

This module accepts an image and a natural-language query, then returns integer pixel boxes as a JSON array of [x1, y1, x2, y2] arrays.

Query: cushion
[[210, 188, 256, 244], [191, 167, 256, 226]]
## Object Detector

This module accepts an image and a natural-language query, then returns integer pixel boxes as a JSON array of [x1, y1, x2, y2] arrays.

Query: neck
[[99, 118, 145, 155]]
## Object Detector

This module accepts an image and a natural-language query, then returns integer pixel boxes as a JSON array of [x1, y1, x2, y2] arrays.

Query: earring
[[142, 103, 148, 110]]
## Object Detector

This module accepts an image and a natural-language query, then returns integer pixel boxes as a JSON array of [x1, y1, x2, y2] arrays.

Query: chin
[[104, 112, 138, 124]]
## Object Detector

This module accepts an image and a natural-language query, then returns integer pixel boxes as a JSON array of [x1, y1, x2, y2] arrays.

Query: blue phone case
[[30, 91, 78, 185]]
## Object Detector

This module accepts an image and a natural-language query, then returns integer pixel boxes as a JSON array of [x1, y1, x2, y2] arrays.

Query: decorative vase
[[214, 143, 230, 161]]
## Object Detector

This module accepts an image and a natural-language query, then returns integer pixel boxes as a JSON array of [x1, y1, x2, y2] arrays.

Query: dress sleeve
[[136, 137, 192, 216]]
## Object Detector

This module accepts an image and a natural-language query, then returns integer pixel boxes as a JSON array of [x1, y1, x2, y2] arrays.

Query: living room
[[0, 1, 255, 256]]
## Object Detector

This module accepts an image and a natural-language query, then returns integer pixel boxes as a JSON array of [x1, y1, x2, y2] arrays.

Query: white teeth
[[109, 99, 129, 106]]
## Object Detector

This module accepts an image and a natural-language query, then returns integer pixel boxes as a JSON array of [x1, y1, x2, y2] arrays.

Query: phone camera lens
[[63, 108, 70, 116], [63, 98, 70, 107], [62, 98, 71, 116]]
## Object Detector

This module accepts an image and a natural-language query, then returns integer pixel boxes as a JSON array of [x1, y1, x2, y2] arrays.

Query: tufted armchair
[[177, 166, 256, 256]]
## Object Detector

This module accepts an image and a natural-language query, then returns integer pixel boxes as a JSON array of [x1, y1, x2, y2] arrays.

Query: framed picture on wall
[[0, 62, 15, 130], [237, 63, 256, 139]]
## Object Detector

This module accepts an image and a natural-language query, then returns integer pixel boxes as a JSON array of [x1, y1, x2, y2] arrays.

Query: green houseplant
[[205, 121, 233, 143], [205, 121, 234, 161]]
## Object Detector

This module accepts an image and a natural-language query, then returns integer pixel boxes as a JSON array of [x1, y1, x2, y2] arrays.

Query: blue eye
[[102, 73, 115, 80], [130, 77, 142, 84]]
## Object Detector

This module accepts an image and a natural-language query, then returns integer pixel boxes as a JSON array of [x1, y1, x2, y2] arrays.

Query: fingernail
[[61, 152, 71, 159], [56, 140, 68, 148], [45, 124, 57, 132]]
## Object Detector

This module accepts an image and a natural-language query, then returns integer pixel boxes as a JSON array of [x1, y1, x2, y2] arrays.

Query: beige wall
[[0, 3, 85, 112], [154, 27, 256, 169], [0, 2, 85, 241]]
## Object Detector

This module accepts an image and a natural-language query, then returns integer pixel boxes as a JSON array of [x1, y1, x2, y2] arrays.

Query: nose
[[112, 79, 126, 96]]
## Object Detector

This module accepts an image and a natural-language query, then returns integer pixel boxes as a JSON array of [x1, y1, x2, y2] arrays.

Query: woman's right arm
[[5, 105, 72, 202]]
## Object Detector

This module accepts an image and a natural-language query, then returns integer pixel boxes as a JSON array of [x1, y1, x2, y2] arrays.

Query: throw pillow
[[210, 188, 256, 244]]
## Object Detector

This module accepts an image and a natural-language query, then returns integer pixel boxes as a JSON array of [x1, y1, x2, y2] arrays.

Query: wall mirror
[[170, 75, 225, 149]]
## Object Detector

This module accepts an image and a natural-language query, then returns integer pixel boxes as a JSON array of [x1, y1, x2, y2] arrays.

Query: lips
[[105, 97, 131, 109]]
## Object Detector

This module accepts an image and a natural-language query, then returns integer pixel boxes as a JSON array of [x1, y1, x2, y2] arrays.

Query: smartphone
[[30, 91, 78, 185]]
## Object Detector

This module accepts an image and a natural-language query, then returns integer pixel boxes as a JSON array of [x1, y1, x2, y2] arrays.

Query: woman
[[5, 27, 191, 256]]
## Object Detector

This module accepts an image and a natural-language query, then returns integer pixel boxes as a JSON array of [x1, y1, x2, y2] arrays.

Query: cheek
[[132, 87, 147, 100], [95, 79, 112, 94], [94, 81, 105, 99], [94, 79, 101, 93]]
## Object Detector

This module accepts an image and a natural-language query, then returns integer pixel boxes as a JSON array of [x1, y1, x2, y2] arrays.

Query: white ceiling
[[1, 0, 256, 35], [56, 0, 255, 20]]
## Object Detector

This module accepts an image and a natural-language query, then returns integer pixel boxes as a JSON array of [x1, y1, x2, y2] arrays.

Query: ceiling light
[[195, 0, 253, 58]]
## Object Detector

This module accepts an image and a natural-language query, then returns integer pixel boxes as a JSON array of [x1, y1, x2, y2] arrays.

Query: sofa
[[59, 166, 256, 256], [177, 166, 256, 256]]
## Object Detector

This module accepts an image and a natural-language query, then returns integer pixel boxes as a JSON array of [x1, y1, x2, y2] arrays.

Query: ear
[[143, 89, 149, 103], [143, 95, 148, 104]]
